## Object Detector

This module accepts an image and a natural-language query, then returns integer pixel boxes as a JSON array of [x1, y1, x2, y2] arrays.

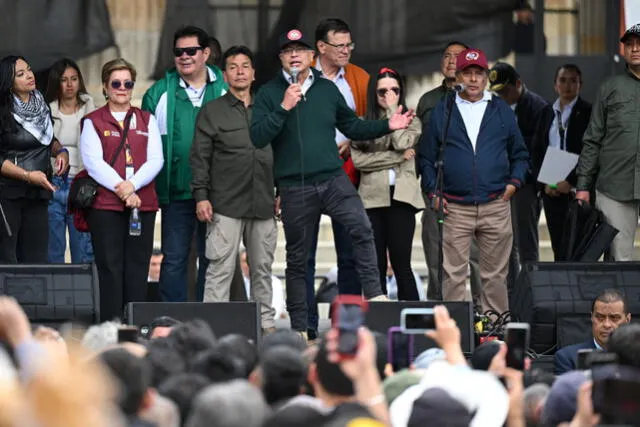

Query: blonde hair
[[101, 58, 136, 98]]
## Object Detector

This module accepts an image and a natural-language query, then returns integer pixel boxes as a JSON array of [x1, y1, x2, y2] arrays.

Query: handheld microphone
[[290, 67, 300, 84], [453, 83, 465, 93]]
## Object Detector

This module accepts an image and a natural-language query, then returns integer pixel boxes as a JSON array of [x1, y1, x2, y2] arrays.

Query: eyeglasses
[[173, 46, 204, 57], [280, 47, 312, 55], [111, 80, 135, 90], [376, 87, 400, 97], [323, 41, 356, 51]]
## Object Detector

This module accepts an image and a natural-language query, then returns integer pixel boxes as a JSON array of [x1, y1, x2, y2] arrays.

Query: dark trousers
[[280, 173, 383, 332], [159, 200, 208, 302], [305, 216, 361, 332], [542, 193, 572, 260], [367, 195, 419, 301], [508, 182, 541, 293], [88, 209, 156, 322], [0, 198, 48, 263]]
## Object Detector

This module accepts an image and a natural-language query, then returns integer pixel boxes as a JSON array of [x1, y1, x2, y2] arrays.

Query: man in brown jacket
[[190, 46, 278, 333]]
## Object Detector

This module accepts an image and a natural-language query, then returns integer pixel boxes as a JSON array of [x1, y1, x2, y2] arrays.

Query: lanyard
[[556, 109, 566, 151]]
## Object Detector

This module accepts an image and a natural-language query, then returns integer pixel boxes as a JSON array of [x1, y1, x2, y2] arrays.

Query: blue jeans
[[159, 199, 208, 302], [305, 217, 361, 331], [48, 175, 94, 263]]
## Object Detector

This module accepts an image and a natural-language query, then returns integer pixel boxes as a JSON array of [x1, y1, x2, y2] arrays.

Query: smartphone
[[576, 348, 593, 370], [331, 295, 368, 359], [400, 308, 435, 334], [387, 327, 414, 371], [117, 326, 139, 344], [587, 351, 618, 369], [504, 323, 530, 370]]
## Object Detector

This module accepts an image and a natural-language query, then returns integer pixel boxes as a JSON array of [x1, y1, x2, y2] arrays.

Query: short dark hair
[[314, 338, 354, 396], [144, 337, 187, 388], [166, 320, 217, 369], [222, 45, 255, 70], [151, 316, 179, 330], [315, 18, 351, 44], [444, 41, 469, 52], [173, 25, 209, 49], [261, 345, 306, 405], [158, 373, 210, 423], [191, 348, 244, 383], [608, 323, 640, 368], [217, 334, 258, 378], [554, 63, 583, 83], [100, 348, 151, 415], [591, 289, 628, 314]]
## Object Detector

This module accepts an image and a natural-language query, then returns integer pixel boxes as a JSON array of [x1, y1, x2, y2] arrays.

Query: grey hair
[[185, 380, 270, 427], [523, 383, 550, 427], [141, 394, 180, 427], [81, 320, 122, 352]]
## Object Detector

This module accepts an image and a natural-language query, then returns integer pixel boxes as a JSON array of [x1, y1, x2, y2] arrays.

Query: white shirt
[[455, 91, 492, 152], [315, 61, 356, 144], [548, 96, 578, 150], [80, 111, 164, 192], [154, 67, 222, 135], [282, 69, 314, 95]]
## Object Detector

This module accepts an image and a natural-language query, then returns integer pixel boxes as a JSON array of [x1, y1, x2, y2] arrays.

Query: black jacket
[[515, 88, 552, 183], [535, 97, 592, 186], [0, 122, 53, 200]]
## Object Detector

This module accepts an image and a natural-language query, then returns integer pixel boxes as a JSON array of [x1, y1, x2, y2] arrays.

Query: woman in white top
[[45, 58, 95, 263]]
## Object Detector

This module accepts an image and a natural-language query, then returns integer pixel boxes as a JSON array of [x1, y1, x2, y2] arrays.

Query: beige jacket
[[351, 112, 424, 210]]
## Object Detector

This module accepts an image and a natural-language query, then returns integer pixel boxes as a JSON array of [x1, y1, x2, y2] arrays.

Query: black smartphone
[[387, 327, 414, 371], [576, 349, 593, 370], [332, 296, 368, 360], [117, 327, 139, 343], [401, 308, 436, 334], [504, 323, 530, 370]]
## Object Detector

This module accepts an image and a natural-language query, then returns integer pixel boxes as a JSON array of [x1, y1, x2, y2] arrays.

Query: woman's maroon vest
[[83, 105, 159, 212]]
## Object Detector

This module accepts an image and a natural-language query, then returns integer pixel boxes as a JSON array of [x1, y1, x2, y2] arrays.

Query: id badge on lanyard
[[125, 145, 134, 180]]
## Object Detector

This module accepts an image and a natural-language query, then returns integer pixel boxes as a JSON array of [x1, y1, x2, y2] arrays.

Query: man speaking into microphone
[[418, 48, 528, 315], [251, 29, 414, 338]]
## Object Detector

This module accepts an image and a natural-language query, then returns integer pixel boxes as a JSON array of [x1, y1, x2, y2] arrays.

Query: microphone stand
[[434, 89, 456, 300]]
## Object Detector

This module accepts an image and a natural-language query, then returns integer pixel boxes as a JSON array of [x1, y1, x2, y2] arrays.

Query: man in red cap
[[418, 48, 529, 314]]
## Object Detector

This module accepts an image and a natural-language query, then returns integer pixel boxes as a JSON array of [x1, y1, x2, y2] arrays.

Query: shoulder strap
[[107, 111, 133, 167]]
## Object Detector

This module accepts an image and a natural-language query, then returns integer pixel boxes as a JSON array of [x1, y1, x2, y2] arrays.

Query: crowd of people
[[0, 290, 639, 427], [0, 14, 639, 351]]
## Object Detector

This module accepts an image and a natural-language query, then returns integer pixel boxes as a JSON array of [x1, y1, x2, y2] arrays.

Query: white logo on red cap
[[287, 30, 302, 41], [466, 51, 480, 60]]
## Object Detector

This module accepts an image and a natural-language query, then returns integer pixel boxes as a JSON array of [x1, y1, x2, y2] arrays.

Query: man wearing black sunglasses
[[142, 25, 228, 304]]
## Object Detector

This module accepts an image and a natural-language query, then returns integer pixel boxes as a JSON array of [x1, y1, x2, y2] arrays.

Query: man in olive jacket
[[576, 24, 640, 261], [191, 46, 277, 332]]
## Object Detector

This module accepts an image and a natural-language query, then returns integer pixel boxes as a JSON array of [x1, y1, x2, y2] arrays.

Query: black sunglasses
[[376, 87, 400, 97], [111, 80, 135, 90], [174, 46, 204, 57]]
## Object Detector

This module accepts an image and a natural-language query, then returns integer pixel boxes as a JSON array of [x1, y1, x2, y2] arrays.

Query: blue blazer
[[554, 340, 597, 375]]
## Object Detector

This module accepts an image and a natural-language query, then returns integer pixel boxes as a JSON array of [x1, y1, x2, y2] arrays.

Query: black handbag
[[68, 113, 133, 209]]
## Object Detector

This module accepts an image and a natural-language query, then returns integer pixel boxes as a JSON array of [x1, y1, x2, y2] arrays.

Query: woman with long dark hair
[[45, 58, 95, 263], [0, 55, 69, 263], [81, 58, 163, 321], [351, 67, 424, 300]]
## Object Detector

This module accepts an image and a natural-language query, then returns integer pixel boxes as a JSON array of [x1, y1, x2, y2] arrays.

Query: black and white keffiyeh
[[12, 90, 53, 146]]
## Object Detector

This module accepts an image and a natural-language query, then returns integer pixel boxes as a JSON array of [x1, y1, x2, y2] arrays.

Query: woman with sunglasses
[[80, 58, 164, 321], [45, 58, 96, 264], [351, 67, 424, 301], [0, 55, 69, 263]]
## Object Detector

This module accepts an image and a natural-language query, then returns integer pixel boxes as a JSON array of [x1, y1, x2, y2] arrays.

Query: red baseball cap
[[456, 48, 489, 71]]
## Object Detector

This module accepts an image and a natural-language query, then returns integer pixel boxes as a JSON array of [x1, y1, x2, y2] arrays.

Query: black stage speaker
[[0, 264, 99, 325], [365, 301, 474, 354], [125, 302, 261, 343], [510, 262, 640, 353]]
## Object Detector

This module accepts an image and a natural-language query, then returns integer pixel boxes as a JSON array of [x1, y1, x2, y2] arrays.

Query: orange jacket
[[313, 60, 370, 184]]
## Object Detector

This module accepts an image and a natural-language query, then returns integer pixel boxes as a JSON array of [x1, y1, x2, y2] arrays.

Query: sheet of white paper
[[537, 146, 579, 185]]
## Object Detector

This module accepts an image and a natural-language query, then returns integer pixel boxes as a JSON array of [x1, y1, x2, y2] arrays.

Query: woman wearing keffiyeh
[[0, 55, 69, 263]]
